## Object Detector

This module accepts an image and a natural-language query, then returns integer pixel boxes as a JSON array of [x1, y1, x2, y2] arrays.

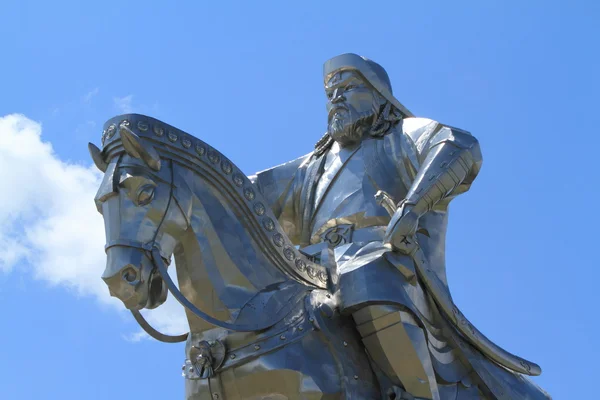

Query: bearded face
[[325, 70, 380, 147]]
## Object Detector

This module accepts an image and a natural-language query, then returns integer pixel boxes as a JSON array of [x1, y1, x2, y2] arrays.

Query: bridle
[[110, 159, 285, 343]]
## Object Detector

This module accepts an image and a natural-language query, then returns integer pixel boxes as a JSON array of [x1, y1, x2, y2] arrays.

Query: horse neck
[[172, 164, 294, 334]]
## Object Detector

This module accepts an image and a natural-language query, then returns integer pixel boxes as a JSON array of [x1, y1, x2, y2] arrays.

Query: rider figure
[[251, 53, 548, 399]]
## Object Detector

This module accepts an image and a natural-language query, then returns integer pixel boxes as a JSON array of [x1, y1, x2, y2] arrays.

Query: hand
[[384, 203, 420, 255]]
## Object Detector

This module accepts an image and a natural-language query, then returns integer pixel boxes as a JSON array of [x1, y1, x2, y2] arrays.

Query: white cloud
[[113, 95, 134, 113], [0, 114, 187, 337], [82, 88, 99, 104]]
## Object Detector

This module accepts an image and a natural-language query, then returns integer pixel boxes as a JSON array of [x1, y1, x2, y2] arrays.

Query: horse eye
[[137, 185, 155, 206]]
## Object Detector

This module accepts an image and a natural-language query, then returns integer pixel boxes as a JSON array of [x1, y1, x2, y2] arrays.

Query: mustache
[[328, 105, 349, 121]]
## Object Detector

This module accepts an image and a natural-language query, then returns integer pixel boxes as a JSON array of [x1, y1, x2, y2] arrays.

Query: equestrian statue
[[89, 53, 551, 399]]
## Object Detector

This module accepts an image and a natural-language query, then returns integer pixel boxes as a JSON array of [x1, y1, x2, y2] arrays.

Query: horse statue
[[91, 112, 551, 400], [90, 114, 382, 399]]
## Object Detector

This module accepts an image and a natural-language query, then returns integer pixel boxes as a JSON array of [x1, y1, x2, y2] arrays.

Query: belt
[[301, 225, 386, 261]]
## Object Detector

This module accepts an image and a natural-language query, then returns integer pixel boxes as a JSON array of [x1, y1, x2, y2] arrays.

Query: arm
[[250, 154, 311, 245], [384, 124, 482, 251]]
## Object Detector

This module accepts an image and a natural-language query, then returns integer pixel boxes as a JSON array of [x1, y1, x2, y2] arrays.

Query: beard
[[327, 106, 375, 148]]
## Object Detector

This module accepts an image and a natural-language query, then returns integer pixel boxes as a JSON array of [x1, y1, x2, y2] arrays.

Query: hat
[[323, 53, 414, 118]]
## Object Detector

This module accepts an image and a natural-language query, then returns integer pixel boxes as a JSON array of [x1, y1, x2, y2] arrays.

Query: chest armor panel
[[310, 137, 411, 238]]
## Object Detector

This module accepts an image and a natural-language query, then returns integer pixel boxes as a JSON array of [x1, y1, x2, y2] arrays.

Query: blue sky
[[1, 1, 598, 398]]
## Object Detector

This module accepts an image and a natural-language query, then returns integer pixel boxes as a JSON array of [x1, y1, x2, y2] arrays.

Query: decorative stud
[[262, 218, 275, 231], [354, 375, 359, 380], [283, 247, 295, 261], [208, 151, 220, 164], [295, 259, 306, 271], [280, 335, 286, 340], [106, 124, 116, 140], [221, 160, 232, 174], [254, 202, 265, 216], [309, 317, 314, 323], [343, 341, 348, 347], [318, 271, 328, 282], [307, 267, 316, 278], [195, 144, 206, 156], [101, 129, 107, 143], [272, 233, 284, 247], [119, 119, 130, 127], [137, 121, 149, 131], [168, 132, 178, 142], [182, 138, 191, 149], [229, 354, 236, 359], [298, 326, 304, 331], [244, 187, 255, 201], [153, 125, 164, 137], [254, 344, 260, 351], [232, 173, 244, 187]]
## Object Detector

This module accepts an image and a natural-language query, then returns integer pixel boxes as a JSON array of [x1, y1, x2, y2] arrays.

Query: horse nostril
[[122, 266, 139, 283]]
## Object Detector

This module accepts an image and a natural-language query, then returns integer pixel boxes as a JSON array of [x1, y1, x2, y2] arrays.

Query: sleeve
[[250, 154, 311, 244]]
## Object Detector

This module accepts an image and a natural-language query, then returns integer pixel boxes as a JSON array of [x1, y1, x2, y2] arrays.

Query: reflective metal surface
[[91, 54, 551, 399]]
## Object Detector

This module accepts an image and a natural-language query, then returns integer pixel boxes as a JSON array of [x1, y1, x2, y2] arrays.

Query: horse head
[[90, 121, 191, 311], [90, 114, 329, 332]]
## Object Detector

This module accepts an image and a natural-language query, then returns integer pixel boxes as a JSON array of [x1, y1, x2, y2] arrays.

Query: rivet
[[195, 144, 206, 156], [254, 344, 261, 351], [298, 326, 304, 331], [230, 354, 236, 359], [254, 202, 266, 216], [153, 125, 164, 137], [263, 218, 275, 231], [272, 233, 284, 247], [343, 341, 348, 347], [295, 259, 306, 271], [318, 271, 328, 282], [244, 187, 255, 201], [283, 247, 295, 260], [221, 160, 233, 174], [137, 121, 149, 131], [106, 124, 116, 139], [208, 150, 220, 164], [232, 173, 244, 187], [280, 334, 286, 340], [354, 375, 359, 380]]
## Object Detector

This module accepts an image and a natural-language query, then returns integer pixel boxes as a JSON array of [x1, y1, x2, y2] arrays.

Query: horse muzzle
[[102, 246, 167, 310]]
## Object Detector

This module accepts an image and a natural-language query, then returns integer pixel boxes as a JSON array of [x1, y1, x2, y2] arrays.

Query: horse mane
[[100, 113, 328, 291]]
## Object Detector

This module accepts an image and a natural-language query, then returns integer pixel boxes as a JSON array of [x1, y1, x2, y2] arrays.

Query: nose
[[331, 88, 345, 104], [102, 246, 154, 310]]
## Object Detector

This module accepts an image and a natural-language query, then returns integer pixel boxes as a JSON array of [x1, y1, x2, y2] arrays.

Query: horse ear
[[88, 142, 108, 172], [119, 125, 161, 171]]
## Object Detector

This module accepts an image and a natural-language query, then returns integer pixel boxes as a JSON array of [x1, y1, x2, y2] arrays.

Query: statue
[[90, 53, 551, 399]]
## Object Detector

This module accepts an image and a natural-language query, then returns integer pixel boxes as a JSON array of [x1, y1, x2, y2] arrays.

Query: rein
[[125, 159, 286, 342]]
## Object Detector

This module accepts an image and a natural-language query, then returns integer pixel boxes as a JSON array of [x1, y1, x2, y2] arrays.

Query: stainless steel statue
[[90, 53, 551, 399]]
